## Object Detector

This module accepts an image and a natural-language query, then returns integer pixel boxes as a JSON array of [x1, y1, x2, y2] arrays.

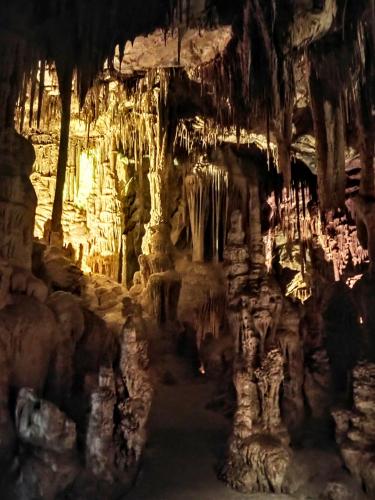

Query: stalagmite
[[13, 388, 79, 500], [86, 366, 116, 481], [115, 306, 153, 468], [222, 201, 292, 494]]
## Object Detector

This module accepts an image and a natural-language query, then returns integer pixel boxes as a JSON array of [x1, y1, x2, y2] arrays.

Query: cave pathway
[[125, 377, 291, 500]]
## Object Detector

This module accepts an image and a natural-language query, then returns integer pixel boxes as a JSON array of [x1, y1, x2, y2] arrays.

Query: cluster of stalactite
[[18, 68, 186, 283], [263, 180, 368, 302], [2, 0, 196, 251], [3, 0, 375, 232], [194, 0, 374, 200], [184, 160, 229, 262], [195, 289, 226, 349], [9, 0, 374, 289], [307, 2, 374, 209]]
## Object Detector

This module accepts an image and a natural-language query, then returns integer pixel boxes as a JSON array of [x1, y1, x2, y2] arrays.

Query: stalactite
[[28, 65, 37, 128], [195, 290, 226, 348], [308, 63, 346, 211], [185, 161, 228, 262], [265, 178, 368, 298], [50, 64, 73, 243], [36, 60, 45, 129], [185, 170, 208, 262]]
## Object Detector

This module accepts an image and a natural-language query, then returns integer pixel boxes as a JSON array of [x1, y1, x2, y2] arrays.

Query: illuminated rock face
[[31, 135, 124, 280]]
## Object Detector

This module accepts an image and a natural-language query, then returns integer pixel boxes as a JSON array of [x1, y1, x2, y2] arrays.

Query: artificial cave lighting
[[0, 1, 374, 500]]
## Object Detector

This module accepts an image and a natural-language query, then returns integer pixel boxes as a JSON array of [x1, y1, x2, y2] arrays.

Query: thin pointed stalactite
[[50, 65, 73, 241], [36, 60, 45, 129], [28, 65, 37, 128]]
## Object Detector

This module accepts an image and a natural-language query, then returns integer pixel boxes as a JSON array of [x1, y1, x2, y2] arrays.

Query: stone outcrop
[[114, 308, 153, 469], [13, 388, 79, 500]]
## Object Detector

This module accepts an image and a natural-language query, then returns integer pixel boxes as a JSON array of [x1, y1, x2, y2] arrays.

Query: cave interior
[[0, 1, 375, 499]]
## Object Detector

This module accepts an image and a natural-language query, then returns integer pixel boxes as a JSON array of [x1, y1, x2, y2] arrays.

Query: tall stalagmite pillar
[[137, 70, 181, 324], [222, 169, 292, 494]]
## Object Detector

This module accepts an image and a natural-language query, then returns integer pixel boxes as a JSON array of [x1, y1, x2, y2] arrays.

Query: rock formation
[[221, 207, 291, 493], [13, 388, 79, 500]]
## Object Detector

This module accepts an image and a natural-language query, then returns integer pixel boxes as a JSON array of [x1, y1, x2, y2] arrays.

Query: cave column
[[137, 70, 181, 325], [222, 199, 291, 493], [353, 82, 375, 275], [142, 70, 175, 255], [142, 134, 173, 255]]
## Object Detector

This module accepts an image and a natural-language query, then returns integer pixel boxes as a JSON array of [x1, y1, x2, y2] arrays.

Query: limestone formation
[[135, 224, 181, 325], [86, 366, 116, 481], [222, 206, 292, 494], [185, 160, 228, 262], [115, 311, 153, 468]]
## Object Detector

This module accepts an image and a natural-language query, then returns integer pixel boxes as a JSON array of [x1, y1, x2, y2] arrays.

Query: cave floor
[[125, 377, 292, 500]]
